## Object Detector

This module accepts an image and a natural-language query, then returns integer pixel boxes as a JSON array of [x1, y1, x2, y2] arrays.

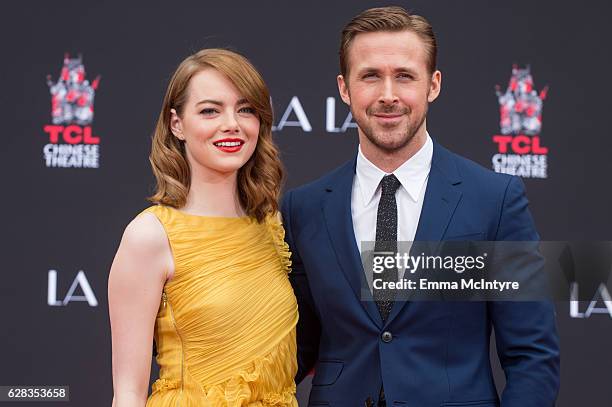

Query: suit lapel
[[385, 142, 463, 325], [322, 159, 384, 328]]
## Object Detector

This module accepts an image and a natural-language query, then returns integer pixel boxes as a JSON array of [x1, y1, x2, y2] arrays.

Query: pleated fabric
[[141, 205, 298, 407]]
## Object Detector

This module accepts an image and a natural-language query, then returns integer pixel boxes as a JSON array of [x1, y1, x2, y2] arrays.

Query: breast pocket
[[440, 400, 499, 407], [311, 360, 344, 386], [444, 232, 486, 241]]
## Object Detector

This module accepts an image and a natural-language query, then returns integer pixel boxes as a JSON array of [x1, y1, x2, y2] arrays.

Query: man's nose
[[378, 78, 399, 105]]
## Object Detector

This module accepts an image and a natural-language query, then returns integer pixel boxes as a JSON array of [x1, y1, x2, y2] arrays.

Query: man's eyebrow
[[355, 66, 419, 75], [394, 67, 419, 76], [356, 67, 379, 74]]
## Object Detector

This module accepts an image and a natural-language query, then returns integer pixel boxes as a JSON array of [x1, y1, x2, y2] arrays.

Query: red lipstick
[[213, 138, 244, 153]]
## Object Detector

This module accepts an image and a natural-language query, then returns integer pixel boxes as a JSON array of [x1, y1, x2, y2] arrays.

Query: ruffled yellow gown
[[141, 205, 298, 406]]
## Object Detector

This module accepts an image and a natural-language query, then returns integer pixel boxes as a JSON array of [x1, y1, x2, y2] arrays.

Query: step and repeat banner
[[1, 1, 611, 406]]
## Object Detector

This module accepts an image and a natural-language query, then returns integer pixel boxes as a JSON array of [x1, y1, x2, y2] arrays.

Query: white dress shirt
[[351, 133, 433, 280]]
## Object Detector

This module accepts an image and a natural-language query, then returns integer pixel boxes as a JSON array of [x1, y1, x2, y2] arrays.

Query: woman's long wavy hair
[[148, 48, 283, 223]]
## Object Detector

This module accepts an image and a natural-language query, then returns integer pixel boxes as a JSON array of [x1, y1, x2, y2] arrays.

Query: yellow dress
[[142, 205, 298, 407]]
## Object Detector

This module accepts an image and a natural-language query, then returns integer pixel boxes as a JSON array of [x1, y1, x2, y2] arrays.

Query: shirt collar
[[356, 133, 433, 206]]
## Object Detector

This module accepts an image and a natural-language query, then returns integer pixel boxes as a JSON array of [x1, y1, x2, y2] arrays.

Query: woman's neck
[[181, 168, 244, 217]]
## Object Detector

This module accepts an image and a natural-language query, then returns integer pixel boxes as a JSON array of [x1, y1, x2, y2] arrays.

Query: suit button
[[381, 331, 393, 343]]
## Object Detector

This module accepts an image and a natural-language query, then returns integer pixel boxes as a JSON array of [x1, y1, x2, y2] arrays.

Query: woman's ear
[[170, 108, 184, 140]]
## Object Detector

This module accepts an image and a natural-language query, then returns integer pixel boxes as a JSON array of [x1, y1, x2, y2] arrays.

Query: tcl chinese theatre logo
[[492, 65, 549, 179], [43, 53, 101, 168]]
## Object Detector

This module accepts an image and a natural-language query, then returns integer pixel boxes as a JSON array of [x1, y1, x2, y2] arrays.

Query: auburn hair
[[148, 48, 282, 222]]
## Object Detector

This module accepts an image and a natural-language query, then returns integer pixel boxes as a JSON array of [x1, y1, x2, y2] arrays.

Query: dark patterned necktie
[[373, 174, 401, 322]]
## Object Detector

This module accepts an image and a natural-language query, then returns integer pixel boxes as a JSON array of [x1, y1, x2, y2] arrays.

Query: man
[[281, 6, 560, 407]]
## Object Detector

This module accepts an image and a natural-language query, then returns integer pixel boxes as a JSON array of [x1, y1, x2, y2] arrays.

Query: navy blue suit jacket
[[281, 142, 560, 407]]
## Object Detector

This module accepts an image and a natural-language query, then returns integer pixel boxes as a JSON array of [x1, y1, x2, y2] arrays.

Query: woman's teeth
[[214, 141, 242, 147]]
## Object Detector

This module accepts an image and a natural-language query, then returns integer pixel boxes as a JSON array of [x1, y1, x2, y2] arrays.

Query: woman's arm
[[108, 213, 173, 407]]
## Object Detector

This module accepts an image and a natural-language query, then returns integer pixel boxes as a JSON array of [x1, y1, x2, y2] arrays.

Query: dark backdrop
[[1, 1, 611, 405]]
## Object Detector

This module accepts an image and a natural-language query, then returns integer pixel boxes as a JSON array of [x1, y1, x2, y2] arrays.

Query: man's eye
[[397, 73, 413, 79], [200, 108, 218, 115], [239, 106, 255, 114], [363, 73, 378, 79]]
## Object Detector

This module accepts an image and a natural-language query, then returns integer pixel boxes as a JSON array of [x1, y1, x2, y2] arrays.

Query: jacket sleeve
[[281, 189, 321, 384], [489, 176, 560, 407]]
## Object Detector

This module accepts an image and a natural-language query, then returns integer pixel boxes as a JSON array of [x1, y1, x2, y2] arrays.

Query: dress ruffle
[[147, 330, 297, 407], [267, 214, 292, 276], [203, 328, 297, 406], [151, 378, 179, 393]]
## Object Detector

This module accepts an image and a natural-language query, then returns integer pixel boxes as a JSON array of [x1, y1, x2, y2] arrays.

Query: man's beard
[[354, 104, 427, 153]]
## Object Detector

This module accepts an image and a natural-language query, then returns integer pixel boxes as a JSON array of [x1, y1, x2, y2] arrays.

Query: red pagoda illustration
[[47, 53, 100, 126]]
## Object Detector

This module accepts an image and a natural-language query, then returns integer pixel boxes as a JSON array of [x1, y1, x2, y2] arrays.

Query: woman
[[108, 49, 297, 406]]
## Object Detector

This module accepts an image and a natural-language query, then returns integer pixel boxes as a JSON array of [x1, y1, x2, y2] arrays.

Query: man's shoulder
[[285, 158, 354, 201], [435, 142, 515, 194]]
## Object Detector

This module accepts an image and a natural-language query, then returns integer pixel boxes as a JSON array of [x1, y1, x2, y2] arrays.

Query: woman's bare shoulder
[[111, 212, 173, 281], [120, 212, 168, 252]]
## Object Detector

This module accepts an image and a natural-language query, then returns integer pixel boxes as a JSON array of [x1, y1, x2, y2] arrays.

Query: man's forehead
[[348, 30, 427, 68]]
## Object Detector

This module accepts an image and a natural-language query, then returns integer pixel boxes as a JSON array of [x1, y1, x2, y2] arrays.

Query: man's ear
[[427, 70, 442, 103], [170, 108, 184, 140], [337, 74, 351, 106]]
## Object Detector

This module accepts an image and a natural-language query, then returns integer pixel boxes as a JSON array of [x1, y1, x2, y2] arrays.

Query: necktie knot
[[380, 174, 401, 196]]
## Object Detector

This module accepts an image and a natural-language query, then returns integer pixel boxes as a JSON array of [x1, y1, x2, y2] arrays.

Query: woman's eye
[[200, 108, 218, 115], [239, 106, 255, 114]]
